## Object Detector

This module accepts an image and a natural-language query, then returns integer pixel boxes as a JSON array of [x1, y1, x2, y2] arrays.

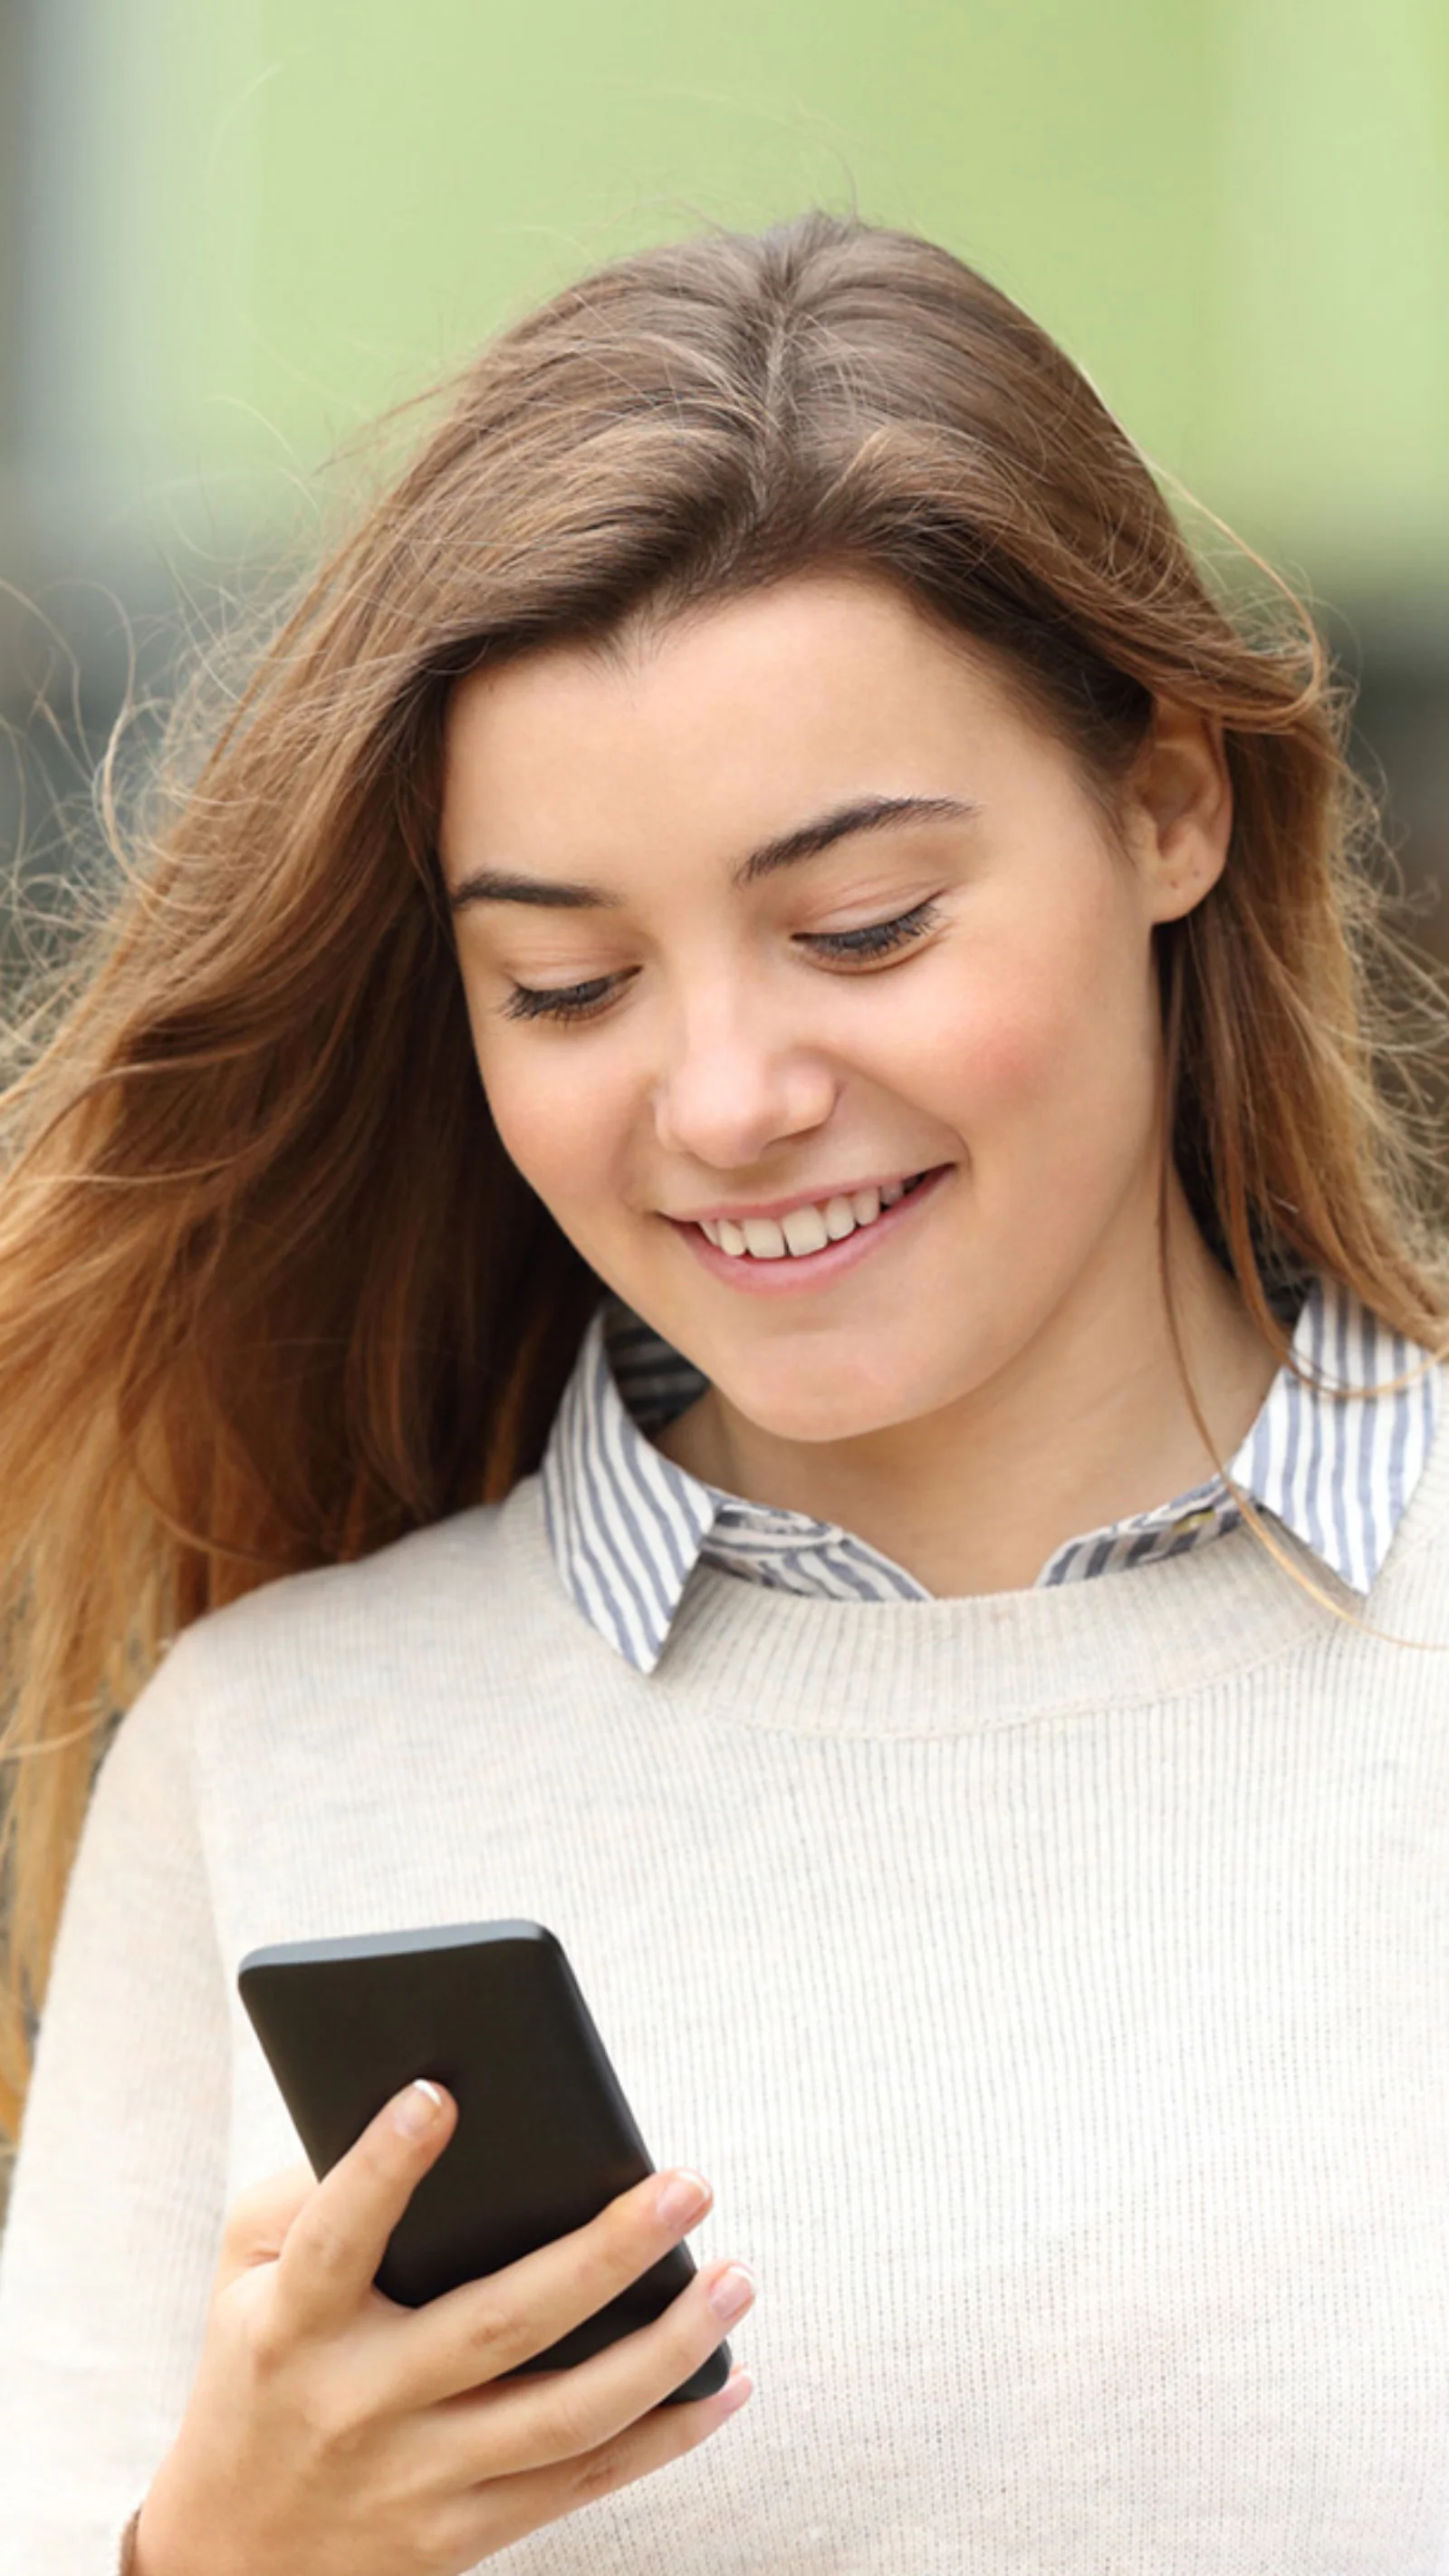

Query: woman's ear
[[1128, 698, 1234, 924]]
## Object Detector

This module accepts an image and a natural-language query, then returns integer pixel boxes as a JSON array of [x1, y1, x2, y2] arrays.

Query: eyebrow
[[444, 793, 981, 912]]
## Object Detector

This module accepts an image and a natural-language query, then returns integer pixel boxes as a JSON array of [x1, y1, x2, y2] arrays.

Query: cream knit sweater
[[4, 1418, 1449, 2574]]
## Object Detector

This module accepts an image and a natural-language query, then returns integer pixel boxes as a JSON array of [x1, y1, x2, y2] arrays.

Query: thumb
[[214, 2158, 317, 2292]]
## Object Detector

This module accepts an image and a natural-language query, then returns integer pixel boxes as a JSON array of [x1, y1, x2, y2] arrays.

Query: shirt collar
[[540, 1274, 1442, 1670], [1224, 1264, 1441, 1592], [540, 1307, 716, 1674]]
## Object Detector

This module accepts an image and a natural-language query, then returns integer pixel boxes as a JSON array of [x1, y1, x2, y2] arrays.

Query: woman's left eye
[[499, 973, 629, 1024], [799, 899, 943, 962]]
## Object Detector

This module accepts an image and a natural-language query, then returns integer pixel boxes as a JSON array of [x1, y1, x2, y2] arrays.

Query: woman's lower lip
[[671, 1166, 952, 1294]]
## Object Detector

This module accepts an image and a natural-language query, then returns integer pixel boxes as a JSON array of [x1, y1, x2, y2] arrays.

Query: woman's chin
[[711, 1371, 945, 1452]]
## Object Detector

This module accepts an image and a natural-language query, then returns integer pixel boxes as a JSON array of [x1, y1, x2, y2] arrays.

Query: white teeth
[[781, 1202, 830, 1256], [741, 1216, 787, 1258], [702, 1175, 923, 1261]]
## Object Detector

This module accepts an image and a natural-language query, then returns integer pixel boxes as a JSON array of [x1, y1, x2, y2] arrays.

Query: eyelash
[[500, 899, 944, 1025], [805, 899, 942, 961]]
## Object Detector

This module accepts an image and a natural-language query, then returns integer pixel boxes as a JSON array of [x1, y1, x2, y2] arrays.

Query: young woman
[[1, 210, 1446, 2576]]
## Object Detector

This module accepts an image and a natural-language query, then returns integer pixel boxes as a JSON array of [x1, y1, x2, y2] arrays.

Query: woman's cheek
[[891, 969, 1069, 1134], [945, 926, 1156, 1134], [483, 1043, 634, 1228], [474, 1044, 573, 1194]]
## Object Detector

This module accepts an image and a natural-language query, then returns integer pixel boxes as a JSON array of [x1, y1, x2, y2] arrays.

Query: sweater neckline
[[495, 1396, 1448, 1736]]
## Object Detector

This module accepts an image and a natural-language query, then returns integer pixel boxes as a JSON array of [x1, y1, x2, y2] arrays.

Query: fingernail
[[656, 2168, 711, 2230], [393, 2079, 445, 2138], [708, 2263, 755, 2323], [719, 2367, 754, 2417]]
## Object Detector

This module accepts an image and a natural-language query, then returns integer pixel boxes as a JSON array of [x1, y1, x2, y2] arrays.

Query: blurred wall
[[2, 0, 1447, 922]]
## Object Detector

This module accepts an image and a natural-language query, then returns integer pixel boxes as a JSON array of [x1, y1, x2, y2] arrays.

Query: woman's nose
[[649, 995, 839, 1168]]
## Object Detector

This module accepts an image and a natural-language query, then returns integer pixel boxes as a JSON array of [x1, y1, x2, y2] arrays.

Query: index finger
[[270, 2079, 458, 2341]]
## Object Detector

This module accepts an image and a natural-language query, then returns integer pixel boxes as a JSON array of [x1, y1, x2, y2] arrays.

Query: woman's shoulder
[[155, 1480, 549, 1718]]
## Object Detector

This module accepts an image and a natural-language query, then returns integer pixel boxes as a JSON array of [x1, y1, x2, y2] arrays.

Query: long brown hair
[[2, 210, 1446, 2142]]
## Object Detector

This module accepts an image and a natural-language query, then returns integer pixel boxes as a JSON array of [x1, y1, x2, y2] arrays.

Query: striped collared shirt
[[540, 1271, 1443, 1674]]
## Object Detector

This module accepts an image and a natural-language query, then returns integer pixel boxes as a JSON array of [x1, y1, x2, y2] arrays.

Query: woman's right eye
[[500, 973, 630, 1024]]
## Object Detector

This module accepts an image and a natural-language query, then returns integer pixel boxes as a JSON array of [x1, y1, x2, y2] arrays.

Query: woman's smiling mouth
[[670, 1165, 953, 1291]]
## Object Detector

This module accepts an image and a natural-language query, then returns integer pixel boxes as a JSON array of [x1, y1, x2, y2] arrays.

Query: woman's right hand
[[132, 2079, 755, 2576]]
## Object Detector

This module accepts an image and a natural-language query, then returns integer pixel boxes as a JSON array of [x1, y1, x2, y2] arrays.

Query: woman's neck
[[652, 1183, 1284, 1598]]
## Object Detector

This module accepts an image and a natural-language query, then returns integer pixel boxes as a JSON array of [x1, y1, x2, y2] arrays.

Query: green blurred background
[[1, 0, 1447, 933]]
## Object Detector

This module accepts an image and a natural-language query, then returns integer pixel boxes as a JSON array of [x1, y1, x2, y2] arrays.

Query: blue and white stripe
[[540, 1272, 1444, 1673]]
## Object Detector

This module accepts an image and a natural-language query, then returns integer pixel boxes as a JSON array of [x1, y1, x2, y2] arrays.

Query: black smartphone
[[236, 1918, 730, 2403]]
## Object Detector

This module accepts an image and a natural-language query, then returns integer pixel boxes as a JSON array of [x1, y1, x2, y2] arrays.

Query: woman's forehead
[[438, 575, 1042, 864]]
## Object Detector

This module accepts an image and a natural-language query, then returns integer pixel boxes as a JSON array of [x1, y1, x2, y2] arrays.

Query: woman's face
[[437, 572, 1229, 1445]]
